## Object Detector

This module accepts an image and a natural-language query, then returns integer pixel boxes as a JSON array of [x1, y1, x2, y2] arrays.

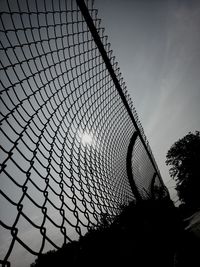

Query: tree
[[166, 131, 200, 207], [30, 200, 178, 267]]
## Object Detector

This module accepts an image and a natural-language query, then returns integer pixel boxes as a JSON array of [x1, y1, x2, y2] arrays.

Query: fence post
[[76, 0, 162, 184], [151, 173, 157, 200], [126, 132, 142, 200]]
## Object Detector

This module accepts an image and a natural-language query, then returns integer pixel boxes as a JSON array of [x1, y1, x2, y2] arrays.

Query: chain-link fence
[[0, 0, 168, 266]]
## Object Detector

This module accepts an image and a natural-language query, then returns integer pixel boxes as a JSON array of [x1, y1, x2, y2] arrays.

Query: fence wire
[[0, 0, 167, 266]]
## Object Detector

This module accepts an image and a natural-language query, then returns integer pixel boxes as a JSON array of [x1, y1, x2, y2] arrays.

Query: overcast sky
[[95, 0, 200, 200]]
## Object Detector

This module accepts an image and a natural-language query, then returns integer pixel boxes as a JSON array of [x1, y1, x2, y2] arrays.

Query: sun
[[81, 132, 93, 146]]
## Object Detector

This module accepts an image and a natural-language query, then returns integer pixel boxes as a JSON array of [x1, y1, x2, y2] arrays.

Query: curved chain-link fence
[[0, 0, 167, 266]]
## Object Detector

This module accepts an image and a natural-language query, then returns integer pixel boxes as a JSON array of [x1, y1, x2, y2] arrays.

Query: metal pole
[[151, 173, 157, 200], [76, 0, 161, 181], [126, 132, 142, 200]]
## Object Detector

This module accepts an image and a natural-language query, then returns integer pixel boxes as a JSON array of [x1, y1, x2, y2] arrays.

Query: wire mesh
[[0, 0, 167, 266]]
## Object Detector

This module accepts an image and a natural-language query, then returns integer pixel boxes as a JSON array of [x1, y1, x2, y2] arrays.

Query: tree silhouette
[[30, 199, 180, 267], [166, 131, 200, 207]]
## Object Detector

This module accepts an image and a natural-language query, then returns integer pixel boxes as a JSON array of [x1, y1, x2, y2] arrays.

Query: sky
[[95, 0, 200, 201]]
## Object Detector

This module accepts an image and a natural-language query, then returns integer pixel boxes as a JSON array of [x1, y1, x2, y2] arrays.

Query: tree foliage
[[166, 131, 200, 206], [30, 199, 179, 267]]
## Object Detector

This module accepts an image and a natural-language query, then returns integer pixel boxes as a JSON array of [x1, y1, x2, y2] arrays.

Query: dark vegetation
[[31, 198, 181, 267], [166, 130, 200, 266], [166, 130, 200, 209]]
